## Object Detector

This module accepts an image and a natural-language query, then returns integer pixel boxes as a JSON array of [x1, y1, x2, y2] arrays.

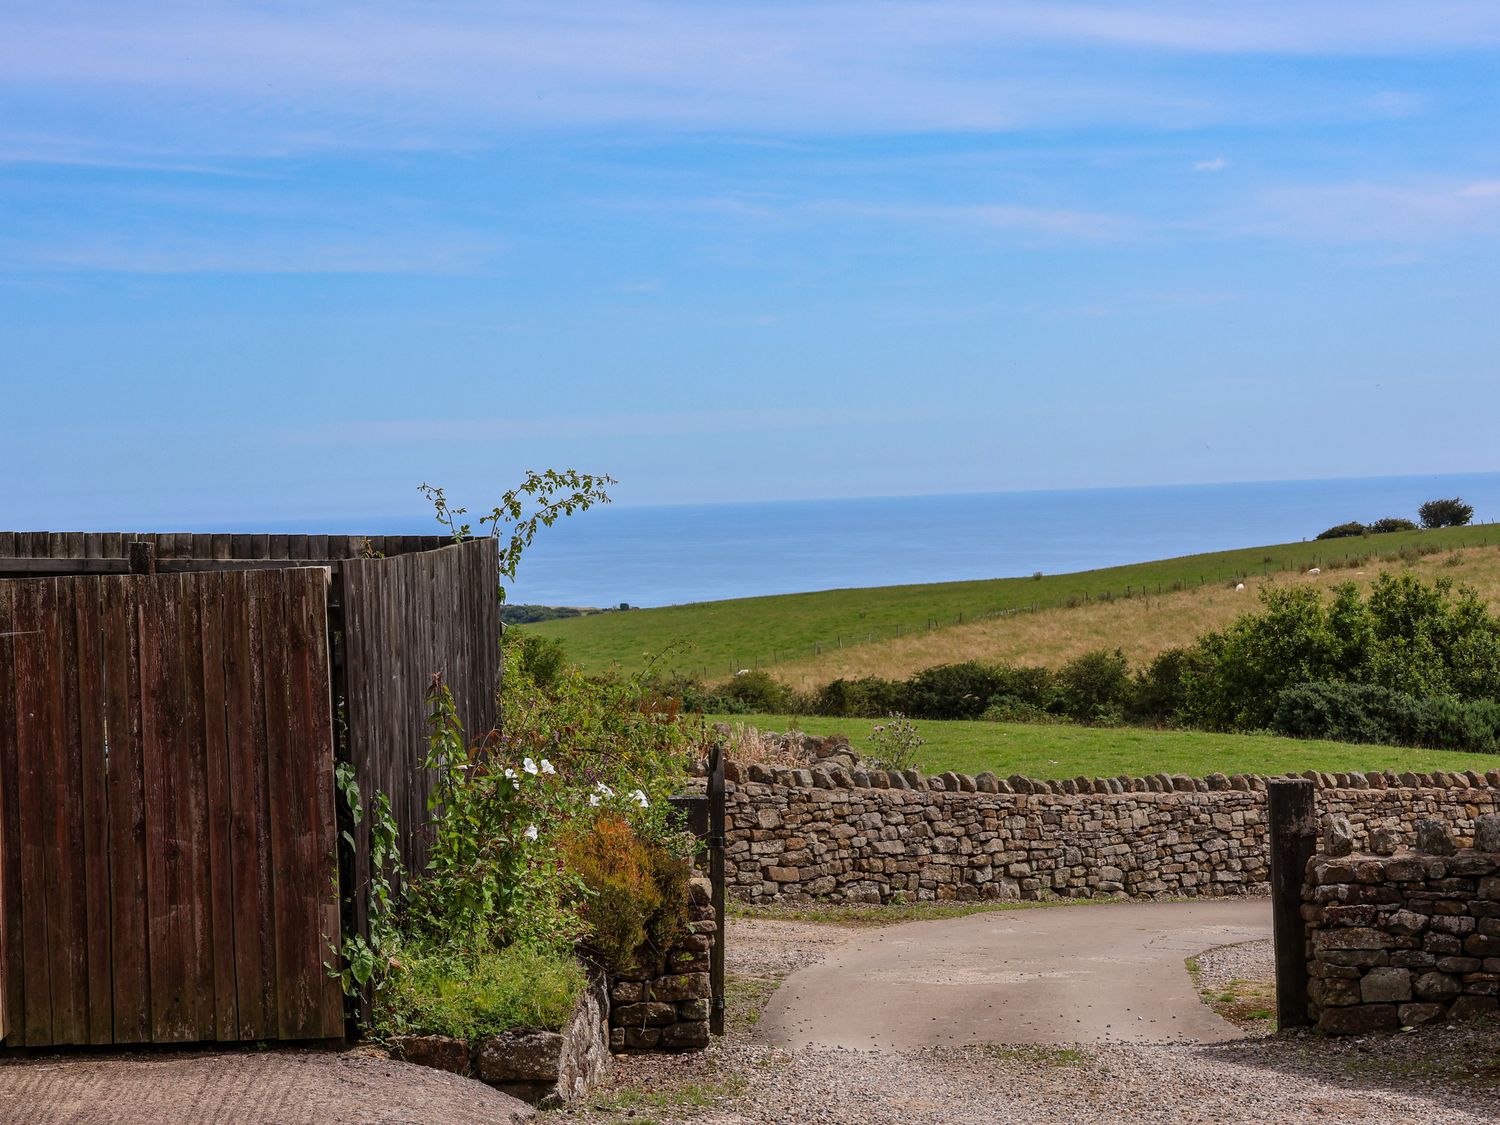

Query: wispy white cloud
[[1237, 178, 1500, 243], [1194, 156, 1229, 172], [0, 2, 1488, 152]]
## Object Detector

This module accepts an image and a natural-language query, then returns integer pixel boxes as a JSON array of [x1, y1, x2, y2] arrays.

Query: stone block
[[1397, 1002, 1447, 1027], [1318, 1005, 1400, 1035], [1413, 971, 1462, 1002], [1360, 967, 1412, 1003], [472, 1030, 565, 1083], [1416, 819, 1458, 856], [1449, 995, 1500, 1021], [394, 1035, 471, 1075]]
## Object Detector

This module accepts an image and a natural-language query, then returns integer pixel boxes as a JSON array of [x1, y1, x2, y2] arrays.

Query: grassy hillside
[[772, 543, 1500, 690], [527, 524, 1500, 676], [700, 713, 1500, 780]]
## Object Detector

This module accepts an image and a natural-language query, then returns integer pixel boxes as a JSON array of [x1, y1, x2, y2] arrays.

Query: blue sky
[[3, 1, 1499, 526]]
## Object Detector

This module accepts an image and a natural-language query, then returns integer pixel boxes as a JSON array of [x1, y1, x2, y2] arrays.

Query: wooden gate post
[[707, 742, 726, 1037], [127, 542, 156, 575], [1268, 778, 1317, 1030]]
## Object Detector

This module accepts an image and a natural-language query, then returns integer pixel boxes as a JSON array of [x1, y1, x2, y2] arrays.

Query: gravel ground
[[1194, 937, 1275, 996], [0, 1047, 532, 1125], [554, 915, 1500, 1125]]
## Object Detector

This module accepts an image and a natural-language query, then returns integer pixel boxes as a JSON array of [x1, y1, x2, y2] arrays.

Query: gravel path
[[555, 910, 1500, 1125], [0, 1047, 531, 1124], [1194, 937, 1275, 995]]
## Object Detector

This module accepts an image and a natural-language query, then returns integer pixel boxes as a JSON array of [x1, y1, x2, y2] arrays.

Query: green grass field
[[527, 524, 1499, 676], [700, 712, 1500, 780]]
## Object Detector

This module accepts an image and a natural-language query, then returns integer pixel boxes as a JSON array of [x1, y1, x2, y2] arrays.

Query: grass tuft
[[373, 944, 587, 1040]]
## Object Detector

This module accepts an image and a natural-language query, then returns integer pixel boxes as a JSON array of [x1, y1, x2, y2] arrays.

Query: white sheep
[[1308, 567, 1321, 575], [1235, 583, 1246, 592]]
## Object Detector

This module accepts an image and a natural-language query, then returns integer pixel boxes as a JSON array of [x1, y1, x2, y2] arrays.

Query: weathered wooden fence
[[0, 533, 500, 1049], [337, 540, 501, 948]]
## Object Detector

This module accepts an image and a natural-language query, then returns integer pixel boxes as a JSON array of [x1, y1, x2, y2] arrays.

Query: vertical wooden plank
[[1269, 779, 1317, 1030], [13, 580, 54, 1045], [0, 580, 21, 1044], [50, 578, 90, 1043], [175, 574, 215, 1040], [103, 576, 149, 1043], [141, 574, 190, 1041], [198, 573, 239, 1040], [257, 570, 293, 1038], [226, 570, 273, 1039], [74, 578, 114, 1043]]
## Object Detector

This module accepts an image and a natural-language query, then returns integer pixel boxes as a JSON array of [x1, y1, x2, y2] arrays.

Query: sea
[[208, 472, 1500, 608]]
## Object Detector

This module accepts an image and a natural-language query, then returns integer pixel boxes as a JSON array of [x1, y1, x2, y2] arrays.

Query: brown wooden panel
[[0, 580, 19, 1043], [175, 574, 215, 1041], [13, 580, 54, 1045], [197, 573, 239, 1040], [140, 574, 187, 1041], [102, 575, 150, 1043], [73, 579, 113, 1042]]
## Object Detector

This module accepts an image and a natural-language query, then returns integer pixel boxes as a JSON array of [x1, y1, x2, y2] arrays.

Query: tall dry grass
[[772, 547, 1500, 691]]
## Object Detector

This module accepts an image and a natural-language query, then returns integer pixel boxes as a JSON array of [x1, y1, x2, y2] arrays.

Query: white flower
[[523, 824, 539, 841], [523, 757, 539, 775], [540, 759, 556, 775], [595, 782, 614, 797], [588, 794, 600, 807], [503, 767, 517, 781], [630, 788, 649, 808]]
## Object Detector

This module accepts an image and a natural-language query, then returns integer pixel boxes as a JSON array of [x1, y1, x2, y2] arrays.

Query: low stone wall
[[1304, 817, 1500, 1034], [724, 763, 1500, 903], [394, 975, 610, 1106], [609, 877, 716, 1052]]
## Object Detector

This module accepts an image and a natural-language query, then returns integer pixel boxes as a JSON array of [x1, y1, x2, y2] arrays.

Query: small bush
[[1054, 649, 1131, 723], [980, 696, 1062, 724], [1316, 521, 1367, 541], [904, 661, 1010, 719], [566, 817, 691, 976], [815, 675, 909, 717], [1368, 517, 1418, 534], [511, 632, 570, 689], [1127, 647, 1201, 724], [1419, 497, 1474, 529], [716, 669, 795, 714], [373, 944, 587, 1040]]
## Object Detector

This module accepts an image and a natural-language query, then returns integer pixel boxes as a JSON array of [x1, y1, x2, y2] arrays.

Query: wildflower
[[523, 757, 539, 775], [524, 824, 539, 841], [630, 788, 649, 808], [595, 782, 614, 797], [540, 759, 556, 775], [588, 794, 600, 807], [503, 767, 517, 781]]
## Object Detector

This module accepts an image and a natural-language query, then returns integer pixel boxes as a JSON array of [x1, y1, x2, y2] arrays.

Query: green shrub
[[905, 661, 1010, 719], [511, 632, 569, 689], [1419, 497, 1474, 529], [980, 696, 1063, 724], [1271, 681, 1500, 752], [1316, 521, 1366, 541], [716, 670, 796, 714], [1368, 517, 1418, 534], [565, 816, 691, 976], [815, 675, 909, 718], [1054, 649, 1130, 722], [991, 664, 1056, 710], [1127, 647, 1202, 724], [373, 944, 587, 1040]]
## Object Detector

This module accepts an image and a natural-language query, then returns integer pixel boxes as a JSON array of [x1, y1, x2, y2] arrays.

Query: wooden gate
[[0, 568, 345, 1047]]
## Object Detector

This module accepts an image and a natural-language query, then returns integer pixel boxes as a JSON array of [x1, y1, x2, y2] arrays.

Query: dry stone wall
[[1304, 816, 1500, 1034], [608, 876, 716, 1052], [723, 758, 1500, 904]]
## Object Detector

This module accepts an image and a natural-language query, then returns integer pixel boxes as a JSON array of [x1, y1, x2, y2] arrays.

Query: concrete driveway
[[757, 899, 1271, 1049]]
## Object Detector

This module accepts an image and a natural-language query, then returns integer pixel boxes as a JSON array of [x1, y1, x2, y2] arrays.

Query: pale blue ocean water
[[207, 472, 1500, 608]]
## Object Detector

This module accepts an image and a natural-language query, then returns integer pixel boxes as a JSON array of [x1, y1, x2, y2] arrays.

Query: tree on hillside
[[1418, 497, 1474, 529]]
